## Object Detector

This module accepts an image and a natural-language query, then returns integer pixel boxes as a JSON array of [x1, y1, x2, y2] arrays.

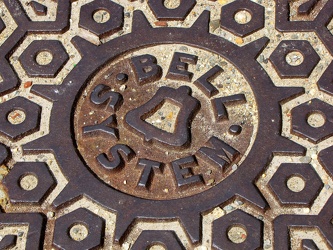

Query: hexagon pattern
[[269, 40, 320, 78], [53, 208, 105, 249], [3, 162, 56, 204], [291, 99, 333, 143], [0, 97, 41, 140], [148, 0, 196, 21], [220, 0, 265, 37], [268, 163, 323, 206], [79, 0, 124, 39], [19, 40, 69, 78]]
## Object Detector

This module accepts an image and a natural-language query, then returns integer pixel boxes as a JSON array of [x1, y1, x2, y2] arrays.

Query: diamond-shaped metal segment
[[297, 0, 320, 16], [317, 61, 333, 96], [0, 143, 10, 165], [269, 40, 320, 78], [302, 239, 320, 250], [0, 18, 5, 34], [53, 208, 105, 250], [220, 0, 265, 37], [327, 17, 333, 36], [318, 146, 333, 178], [79, 0, 124, 39], [0, 97, 41, 141], [29, 1, 48, 16], [148, 0, 196, 21], [0, 61, 19, 95], [0, 235, 17, 249], [2, 162, 56, 205], [291, 99, 333, 144], [19, 40, 69, 78], [131, 230, 185, 250], [212, 210, 263, 249], [268, 163, 323, 206]]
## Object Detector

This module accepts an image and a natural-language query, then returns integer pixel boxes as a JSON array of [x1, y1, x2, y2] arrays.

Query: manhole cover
[[0, 0, 333, 249]]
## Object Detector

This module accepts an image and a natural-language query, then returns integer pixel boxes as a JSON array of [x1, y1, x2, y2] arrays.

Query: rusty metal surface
[[73, 53, 255, 200], [0, 0, 333, 249]]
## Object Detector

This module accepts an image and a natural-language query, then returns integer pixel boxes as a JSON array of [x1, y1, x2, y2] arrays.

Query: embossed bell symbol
[[125, 86, 200, 148]]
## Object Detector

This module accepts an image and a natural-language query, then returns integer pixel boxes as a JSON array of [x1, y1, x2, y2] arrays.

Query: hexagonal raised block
[[268, 163, 323, 206], [79, 0, 124, 39], [131, 230, 184, 249], [291, 99, 333, 143], [148, 0, 196, 21], [0, 97, 41, 141], [212, 209, 263, 249], [3, 162, 56, 204], [19, 40, 69, 78], [269, 40, 320, 78], [53, 208, 105, 250], [220, 0, 265, 37]]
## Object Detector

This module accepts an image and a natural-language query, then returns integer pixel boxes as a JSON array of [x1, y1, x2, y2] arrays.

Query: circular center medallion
[[74, 45, 258, 200]]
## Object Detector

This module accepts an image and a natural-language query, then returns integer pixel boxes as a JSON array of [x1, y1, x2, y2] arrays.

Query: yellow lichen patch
[[0, 165, 8, 176], [218, 0, 228, 5], [235, 37, 244, 45]]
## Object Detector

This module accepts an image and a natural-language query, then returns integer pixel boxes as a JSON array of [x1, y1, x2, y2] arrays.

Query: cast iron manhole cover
[[1, 0, 333, 249]]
